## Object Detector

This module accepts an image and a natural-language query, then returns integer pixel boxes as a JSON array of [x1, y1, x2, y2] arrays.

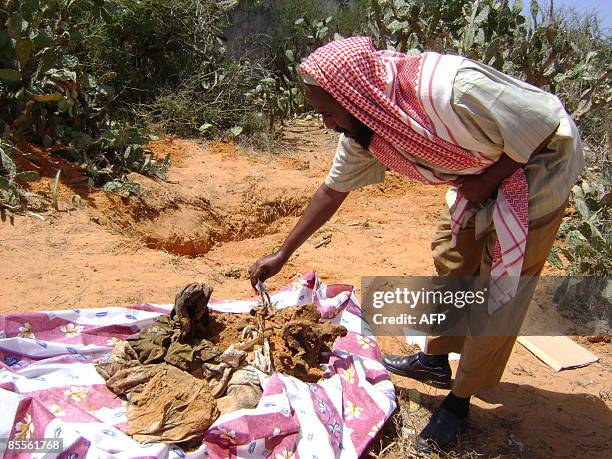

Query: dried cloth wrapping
[[126, 314, 220, 371]]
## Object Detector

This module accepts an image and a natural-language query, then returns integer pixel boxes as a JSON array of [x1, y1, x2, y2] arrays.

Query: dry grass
[[366, 391, 513, 459]]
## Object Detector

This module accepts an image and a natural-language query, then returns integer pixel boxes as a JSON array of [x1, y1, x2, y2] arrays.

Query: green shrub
[[0, 139, 38, 210], [549, 160, 611, 275], [133, 60, 263, 137], [83, 0, 237, 106], [0, 0, 169, 200]]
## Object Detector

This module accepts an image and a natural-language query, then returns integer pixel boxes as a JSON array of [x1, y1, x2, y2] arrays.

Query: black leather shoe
[[415, 407, 467, 453], [381, 353, 451, 389]]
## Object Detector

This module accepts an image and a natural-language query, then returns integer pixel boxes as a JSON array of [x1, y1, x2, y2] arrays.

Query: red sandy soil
[[1, 120, 610, 458]]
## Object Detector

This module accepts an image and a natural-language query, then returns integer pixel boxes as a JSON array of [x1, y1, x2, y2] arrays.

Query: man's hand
[[457, 153, 525, 205], [249, 251, 288, 291], [456, 174, 498, 205]]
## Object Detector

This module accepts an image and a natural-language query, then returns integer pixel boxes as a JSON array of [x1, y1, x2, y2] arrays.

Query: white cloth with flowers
[[0, 273, 396, 458]]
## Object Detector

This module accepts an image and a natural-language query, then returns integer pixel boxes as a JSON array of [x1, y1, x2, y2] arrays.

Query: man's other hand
[[456, 174, 498, 205]]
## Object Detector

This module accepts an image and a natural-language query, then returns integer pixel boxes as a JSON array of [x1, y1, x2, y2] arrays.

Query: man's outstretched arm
[[249, 183, 348, 289]]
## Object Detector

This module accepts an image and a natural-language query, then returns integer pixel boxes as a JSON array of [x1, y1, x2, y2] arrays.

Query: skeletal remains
[[95, 282, 347, 444]]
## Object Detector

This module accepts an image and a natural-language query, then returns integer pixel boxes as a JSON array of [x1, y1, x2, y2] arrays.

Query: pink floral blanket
[[0, 273, 396, 458]]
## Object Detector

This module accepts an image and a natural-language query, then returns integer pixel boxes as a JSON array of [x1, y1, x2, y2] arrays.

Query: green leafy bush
[[549, 162, 611, 275], [0, 0, 169, 201], [134, 61, 264, 137], [83, 0, 238, 106], [0, 139, 39, 210]]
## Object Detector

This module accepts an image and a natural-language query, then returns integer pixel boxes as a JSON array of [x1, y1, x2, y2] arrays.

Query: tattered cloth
[[301, 36, 529, 312]]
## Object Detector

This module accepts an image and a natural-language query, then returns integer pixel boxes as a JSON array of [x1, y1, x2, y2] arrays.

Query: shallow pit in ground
[[86, 138, 314, 256]]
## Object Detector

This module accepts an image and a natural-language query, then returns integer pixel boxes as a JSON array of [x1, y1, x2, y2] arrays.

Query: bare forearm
[[483, 124, 558, 187], [481, 153, 522, 188], [458, 153, 523, 204], [249, 183, 348, 289], [277, 183, 348, 261]]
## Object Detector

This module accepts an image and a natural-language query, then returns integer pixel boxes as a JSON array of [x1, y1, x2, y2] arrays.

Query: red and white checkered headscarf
[[302, 37, 529, 312]]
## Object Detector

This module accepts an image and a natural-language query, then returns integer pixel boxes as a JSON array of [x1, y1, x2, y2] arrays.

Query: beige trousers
[[425, 199, 568, 397]]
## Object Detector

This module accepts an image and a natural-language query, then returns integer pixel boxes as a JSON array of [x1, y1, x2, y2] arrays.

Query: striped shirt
[[325, 59, 584, 236]]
